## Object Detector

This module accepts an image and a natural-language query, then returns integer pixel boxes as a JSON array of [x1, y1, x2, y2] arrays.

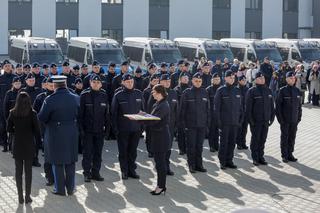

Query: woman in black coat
[[145, 84, 171, 195], [7, 92, 41, 204]]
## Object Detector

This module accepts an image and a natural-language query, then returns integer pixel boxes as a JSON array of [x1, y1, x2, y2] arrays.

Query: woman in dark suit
[[7, 92, 41, 204], [146, 84, 171, 195]]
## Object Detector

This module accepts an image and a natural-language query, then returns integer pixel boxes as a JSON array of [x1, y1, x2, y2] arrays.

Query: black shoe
[[237, 145, 244, 150], [122, 173, 128, 180], [148, 153, 154, 158], [51, 191, 66, 196], [128, 173, 140, 179], [167, 170, 174, 176], [189, 166, 196, 173], [179, 151, 185, 155], [209, 147, 216, 152], [226, 162, 238, 169], [67, 190, 76, 196], [220, 164, 227, 170], [259, 160, 268, 165], [25, 196, 32, 204], [46, 178, 54, 186], [84, 175, 91, 183], [195, 167, 207, 172], [288, 156, 298, 162], [150, 187, 166, 196], [253, 161, 260, 166], [282, 158, 289, 163], [242, 145, 248, 150], [18, 196, 24, 204], [32, 161, 41, 167], [91, 174, 104, 181], [2, 146, 8, 152]]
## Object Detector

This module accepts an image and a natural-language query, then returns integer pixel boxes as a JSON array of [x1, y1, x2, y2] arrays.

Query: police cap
[[122, 73, 134, 81]]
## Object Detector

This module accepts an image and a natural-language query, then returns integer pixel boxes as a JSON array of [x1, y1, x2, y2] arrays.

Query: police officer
[[111, 73, 143, 180], [201, 62, 212, 89], [50, 63, 58, 76], [80, 64, 89, 80], [42, 64, 50, 78], [160, 74, 178, 175], [142, 74, 160, 157], [38, 75, 80, 196], [246, 72, 275, 166], [159, 63, 168, 75], [33, 77, 55, 186], [180, 72, 210, 173], [23, 64, 31, 75], [61, 61, 76, 89], [206, 73, 221, 152], [72, 64, 81, 78], [212, 58, 224, 77], [112, 61, 129, 93], [134, 67, 144, 91], [14, 64, 25, 84], [214, 70, 243, 170], [74, 78, 83, 96], [260, 57, 273, 87], [80, 74, 110, 182], [276, 71, 302, 163], [174, 72, 190, 155], [169, 63, 176, 75], [142, 63, 158, 90], [83, 61, 107, 91], [31, 62, 45, 88], [170, 60, 185, 89], [236, 75, 249, 150]]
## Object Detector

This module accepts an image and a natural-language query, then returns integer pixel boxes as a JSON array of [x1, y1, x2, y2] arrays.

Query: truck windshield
[[29, 50, 64, 64], [299, 49, 320, 63], [205, 49, 234, 62], [151, 48, 182, 63], [93, 49, 126, 65], [255, 49, 282, 63]]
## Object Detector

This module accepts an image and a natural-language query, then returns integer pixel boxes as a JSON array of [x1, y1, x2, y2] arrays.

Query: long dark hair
[[11, 92, 32, 117]]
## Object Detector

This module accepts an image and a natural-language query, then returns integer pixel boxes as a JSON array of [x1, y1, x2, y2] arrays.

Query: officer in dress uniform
[[80, 64, 89, 80], [201, 62, 212, 89], [142, 63, 158, 90], [134, 67, 144, 91], [38, 75, 80, 196], [14, 64, 25, 86], [73, 78, 83, 96], [246, 71, 275, 166], [214, 70, 243, 170], [50, 63, 58, 76], [180, 72, 210, 173], [31, 62, 45, 88], [112, 61, 129, 93], [33, 77, 55, 186], [159, 74, 178, 176], [61, 61, 76, 89], [79, 74, 110, 183], [174, 72, 190, 155], [170, 60, 185, 89], [276, 71, 302, 163], [206, 73, 221, 152], [111, 73, 143, 180], [105, 62, 116, 104], [42, 64, 50, 78], [236, 75, 249, 150], [83, 61, 107, 91], [72, 64, 81, 78], [159, 62, 168, 75], [23, 64, 31, 75]]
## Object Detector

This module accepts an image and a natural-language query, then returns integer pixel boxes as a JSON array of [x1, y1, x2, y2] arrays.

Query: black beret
[[73, 65, 80, 70], [255, 71, 264, 79], [160, 74, 170, 81], [135, 67, 142, 73], [238, 75, 246, 81], [2, 59, 11, 65], [25, 73, 35, 80], [42, 64, 49, 69], [32, 62, 40, 68], [212, 73, 220, 78], [16, 63, 22, 68], [109, 62, 116, 67], [122, 73, 134, 81], [161, 62, 167, 68], [177, 60, 184, 65], [12, 76, 21, 83], [81, 63, 88, 68], [192, 72, 202, 79], [23, 64, 31, 69], [225, 70, 234, 78], [50, 63, 57, 68], [74, 78, 82, 84], [62, 61, 69, 66], [150, 73, 160, 81], [286, 71, 295, 78], [92, 60, 100, 66], [90, 74, 101, 81], [121, 61, 129, 66]]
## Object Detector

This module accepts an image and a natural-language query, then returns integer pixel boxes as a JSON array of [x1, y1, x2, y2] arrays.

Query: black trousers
[[44, 162, 54, 182], [218, 125, 238, 165], [280, 123, 298, 159], [177, 127, 186, 153], [33, 138, 41, 164], [237, 120, 248, 147], [250, 123, 269, 161], [117, 131, 140, 175], [15, 159, 32, 198], [312, 91, 319, 106], [145, 128, 152, 154], [153, 152, 167, 188], [185, 128, 206, 168], [208, 123, 220, 150], [82, 133, 104, 177]]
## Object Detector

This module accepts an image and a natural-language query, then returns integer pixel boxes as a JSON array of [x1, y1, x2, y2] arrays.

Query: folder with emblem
[[124, 113, 161, 121]]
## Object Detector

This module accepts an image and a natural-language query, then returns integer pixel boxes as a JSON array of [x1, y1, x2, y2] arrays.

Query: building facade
[[0, 0, 319, 55]]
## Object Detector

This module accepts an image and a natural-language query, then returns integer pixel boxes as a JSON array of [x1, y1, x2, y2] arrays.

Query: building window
[[212, 0, 230, 9], [283, 33, 297, 39], [245, 0, 262, 10], [245, 32, 262, 39], [283, 0, 298, 12], [212, 31, 230, 39], [149, 30, 168, 39], [102, 29, 123, 43], [149, 0, 169, 7], [102, 0, 122, 4]]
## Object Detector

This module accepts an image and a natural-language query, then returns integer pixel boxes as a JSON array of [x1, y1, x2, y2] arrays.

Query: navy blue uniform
[[33, 73, 45, 88], [83, 73, 107, 91], [38, 88, 80, 195], [246, 85, 275, 162], [134, 76, 144, 91], [276, 85, 302, 160], [111, 73, 124, 94], [214, 85, 243, 167], [180, 86, 210, 170], [142, 86, 155, 155], [79, 88, 110, 178], [111, 88, 143, 176], [206, 84, 220, 151], [201, 73, 212, 89], [174, 83, 189, 154], [62, 73, 76, 89], [20, 86, 42, 104], [260, 63, 273, 87], [170, 70, 182, 89], [236, 84, 249, 149]]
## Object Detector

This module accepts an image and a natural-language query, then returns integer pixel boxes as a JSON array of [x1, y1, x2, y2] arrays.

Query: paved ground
[[0, 104, 320, 213]]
